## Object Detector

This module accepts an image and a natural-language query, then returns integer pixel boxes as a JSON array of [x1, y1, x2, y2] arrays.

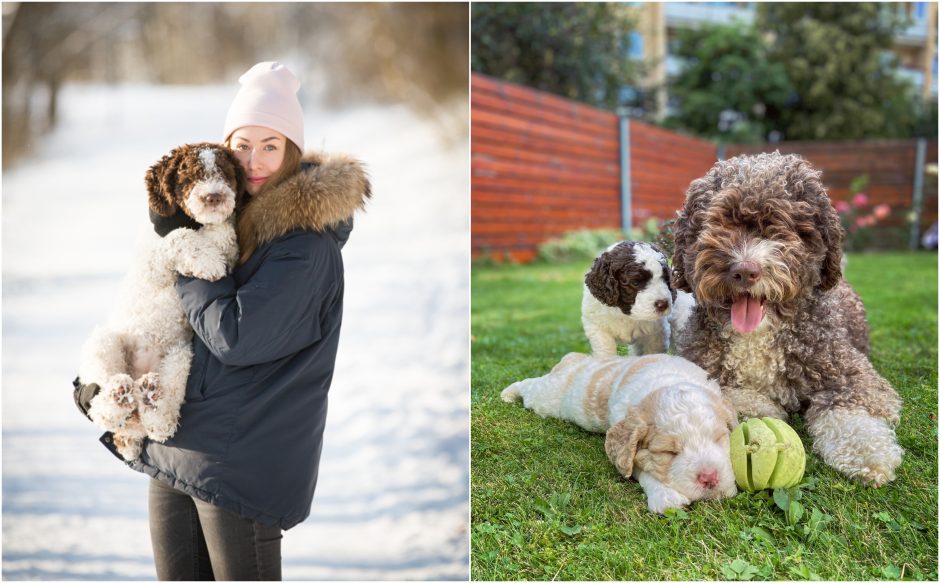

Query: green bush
[[536, 219, 675, 264]]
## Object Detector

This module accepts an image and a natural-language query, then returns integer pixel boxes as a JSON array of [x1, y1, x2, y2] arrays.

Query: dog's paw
[[89, 375, 138, 431], [175, 251, 228, 281], [809, 410, 904, 488], [106, 373, 137, 407], [114, 434, 144, 461], [646, 487, 691, 514], [137, 373, 161, 408], [166, 228, 229, 281], [844, 441, 904, 488]]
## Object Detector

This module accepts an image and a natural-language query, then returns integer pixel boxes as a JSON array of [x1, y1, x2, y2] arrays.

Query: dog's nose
[[204, 192, 224, 205], [654, 299, 669, 313], [697, 469, 719, 489], [729, 261, 761, 286]]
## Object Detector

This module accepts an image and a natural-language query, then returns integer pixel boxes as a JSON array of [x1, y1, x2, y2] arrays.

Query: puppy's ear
[[585, 251, 620, 307], [709, 392, 738, 432], [661, 260, 678, 301], [605, 412, 648, 479], [145, 149, 181, 217]]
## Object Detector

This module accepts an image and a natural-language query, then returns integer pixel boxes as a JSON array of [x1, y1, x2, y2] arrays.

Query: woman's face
[[229, 126, 287, 195]]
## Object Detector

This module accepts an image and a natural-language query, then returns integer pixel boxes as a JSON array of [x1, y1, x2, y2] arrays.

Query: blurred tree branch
[[2, 2, 469, 168]]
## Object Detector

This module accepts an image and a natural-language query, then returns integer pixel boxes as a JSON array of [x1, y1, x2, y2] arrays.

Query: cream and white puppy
[[582, 241, 680, 357], [501, 353, 737, 513]]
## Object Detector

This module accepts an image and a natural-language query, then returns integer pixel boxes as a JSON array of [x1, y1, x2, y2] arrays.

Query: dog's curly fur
[[671, 151, 903, 486], [79, 143, 244, 460]]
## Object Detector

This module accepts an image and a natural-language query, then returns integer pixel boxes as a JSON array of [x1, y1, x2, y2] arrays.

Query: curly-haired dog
[[583, 241, 693, 356], [672, 151, 903, 486], [502, 353, 737, 513], [78, 143, 244, 460]]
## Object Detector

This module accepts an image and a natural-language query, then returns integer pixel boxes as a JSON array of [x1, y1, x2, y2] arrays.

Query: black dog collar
[[149, 207, 202, 237]]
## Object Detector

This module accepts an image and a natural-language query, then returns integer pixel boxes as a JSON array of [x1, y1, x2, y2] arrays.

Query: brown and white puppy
[[78, 143, 244, 460], [672, 151, 903, 486], [582, 241, 692, 356], [502, 353, 737, 513]]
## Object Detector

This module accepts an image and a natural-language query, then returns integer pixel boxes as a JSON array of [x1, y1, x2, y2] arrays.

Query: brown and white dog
[[672, 151, 904, 486], [582, 241, 693, 356], [78, 143, 244, 460], [502, 353, 738, 513]]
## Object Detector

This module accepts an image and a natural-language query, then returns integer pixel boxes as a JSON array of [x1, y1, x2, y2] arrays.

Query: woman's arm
[[176, 233, 340, 367]]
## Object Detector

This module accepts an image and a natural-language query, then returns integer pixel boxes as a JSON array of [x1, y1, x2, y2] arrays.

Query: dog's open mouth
[[730, 294, 765, 334]]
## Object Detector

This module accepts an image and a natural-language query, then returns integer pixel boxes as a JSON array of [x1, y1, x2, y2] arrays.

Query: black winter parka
[[101, 152, 370, 530]]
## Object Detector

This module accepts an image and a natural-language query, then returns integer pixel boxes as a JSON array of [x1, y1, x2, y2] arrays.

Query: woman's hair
[[254, 139, 303, 199]]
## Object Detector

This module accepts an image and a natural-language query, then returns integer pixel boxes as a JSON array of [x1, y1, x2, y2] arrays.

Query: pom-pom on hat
[[223, 61, 304, 150]]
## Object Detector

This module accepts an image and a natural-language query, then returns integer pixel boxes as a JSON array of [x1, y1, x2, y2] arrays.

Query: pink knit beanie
[[223, 61, 304, 150]]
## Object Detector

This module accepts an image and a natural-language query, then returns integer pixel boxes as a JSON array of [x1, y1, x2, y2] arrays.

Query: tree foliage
[[756, 2, 924, 140], [471, 2, 639, 111], [665, 23, 792, 143]]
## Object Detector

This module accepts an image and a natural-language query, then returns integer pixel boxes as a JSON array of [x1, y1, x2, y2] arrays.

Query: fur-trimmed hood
[[237, 151, 371, 262]]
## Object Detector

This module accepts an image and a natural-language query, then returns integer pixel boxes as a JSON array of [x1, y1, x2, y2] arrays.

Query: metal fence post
[[910, 138, 927, 250], [620, 117, 632, 233]]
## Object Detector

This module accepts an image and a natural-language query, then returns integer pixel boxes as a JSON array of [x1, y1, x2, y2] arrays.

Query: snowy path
[[2, 85, 469, 580]]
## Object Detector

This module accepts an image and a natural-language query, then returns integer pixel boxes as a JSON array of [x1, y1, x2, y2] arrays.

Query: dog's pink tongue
[[731, 295, 763, 333]]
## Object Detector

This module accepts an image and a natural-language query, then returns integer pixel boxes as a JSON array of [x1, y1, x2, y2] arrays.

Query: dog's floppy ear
[[145, 148, 182, 217], [708, 391, 738, 432], [605, 412, 648, 479], [817, 195, 844, 291], [672, 172, 722, 293], [585, 250, 621, 307]]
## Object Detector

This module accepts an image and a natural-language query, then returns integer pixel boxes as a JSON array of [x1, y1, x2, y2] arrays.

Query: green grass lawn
[[471, 252, 938, 581]]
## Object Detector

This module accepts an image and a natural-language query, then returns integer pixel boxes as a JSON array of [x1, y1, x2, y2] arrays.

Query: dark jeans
[[148, 478, 283, 581]]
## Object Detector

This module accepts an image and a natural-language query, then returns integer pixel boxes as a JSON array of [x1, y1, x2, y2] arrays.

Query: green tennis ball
[[730, 417, 806, 491]]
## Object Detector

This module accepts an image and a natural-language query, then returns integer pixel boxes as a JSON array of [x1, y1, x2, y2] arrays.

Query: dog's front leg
[[163, 226, 230, 281], [806, 405, 904, 487], [723, 386, 788, 419], [629, 320, 669, 356], [636, 469, 690, 514], [584, 324, 619, 357]]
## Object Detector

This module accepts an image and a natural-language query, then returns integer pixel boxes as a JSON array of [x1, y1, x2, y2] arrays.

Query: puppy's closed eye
[[647, 435, 681, 456]]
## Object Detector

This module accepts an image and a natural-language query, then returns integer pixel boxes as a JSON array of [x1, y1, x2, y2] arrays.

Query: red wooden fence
[[472, 74, 622, 262], [472, 73, 938, 260], [629, 120, 716, 225]]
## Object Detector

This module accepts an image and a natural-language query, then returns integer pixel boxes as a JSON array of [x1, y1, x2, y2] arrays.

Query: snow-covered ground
[[2, 84, 469, 580]]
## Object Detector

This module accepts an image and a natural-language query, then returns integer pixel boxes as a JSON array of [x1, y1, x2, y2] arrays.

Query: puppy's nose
[[729, 261, 761, 287], [204, 192, 224, 205], [654, 299, 669, 313], [697, 469, 719, 489]]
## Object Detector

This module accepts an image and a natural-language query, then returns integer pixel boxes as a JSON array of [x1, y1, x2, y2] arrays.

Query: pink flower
[[874, 204, 891, 220], [835, 200, 851, 213], [852, 193, 869, 207], [855, 217, 868, 228]]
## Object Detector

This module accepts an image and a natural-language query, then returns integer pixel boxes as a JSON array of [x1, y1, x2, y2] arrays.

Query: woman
[[100, 61, 370, 580]]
